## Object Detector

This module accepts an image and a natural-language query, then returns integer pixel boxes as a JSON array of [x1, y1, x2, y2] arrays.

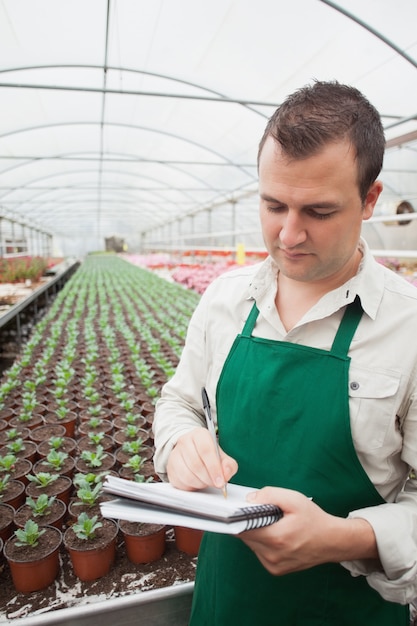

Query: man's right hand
[[167, 427, 238, 492]]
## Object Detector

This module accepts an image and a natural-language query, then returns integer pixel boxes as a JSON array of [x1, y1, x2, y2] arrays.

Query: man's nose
[[279, 212, 307, 247]]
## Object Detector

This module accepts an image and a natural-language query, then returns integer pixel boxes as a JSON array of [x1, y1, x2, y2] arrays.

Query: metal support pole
[[16, 312, 22, 347], [190, 215, 195, 261], [23, 224, 27, 254], [231, 200, 237, 249], [207, 209, 212, 262], [11, 220, 16, 253], [29, 227, 34, 256]]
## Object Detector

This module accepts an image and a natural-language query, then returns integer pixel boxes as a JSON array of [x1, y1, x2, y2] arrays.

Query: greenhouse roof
[[0, 0, 416, 256]]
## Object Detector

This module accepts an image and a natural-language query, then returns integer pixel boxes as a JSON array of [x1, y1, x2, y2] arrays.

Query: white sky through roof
[[0, 0, 416, 256]]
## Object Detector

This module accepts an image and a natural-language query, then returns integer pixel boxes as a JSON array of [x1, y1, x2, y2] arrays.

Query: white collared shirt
[[153, 239, 417, 604]]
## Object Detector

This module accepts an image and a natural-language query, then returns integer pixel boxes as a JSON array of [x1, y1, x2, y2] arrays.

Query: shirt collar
[[247, 239, 385, 321], [346, 239, 384, 320]]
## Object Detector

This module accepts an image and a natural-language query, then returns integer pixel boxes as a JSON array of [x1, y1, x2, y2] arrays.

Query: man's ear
[[363, 181, 383, 221]]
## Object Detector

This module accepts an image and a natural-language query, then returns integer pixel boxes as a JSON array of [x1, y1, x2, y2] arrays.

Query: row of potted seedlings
[[0, 255, 202, 595]]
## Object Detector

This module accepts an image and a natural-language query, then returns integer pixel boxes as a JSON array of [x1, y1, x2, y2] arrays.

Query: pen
[[201, 387, 227, 498]]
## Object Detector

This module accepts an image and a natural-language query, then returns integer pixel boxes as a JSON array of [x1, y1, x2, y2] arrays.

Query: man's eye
[[267, 205, 285, 213], [310, 210, 334, 220]]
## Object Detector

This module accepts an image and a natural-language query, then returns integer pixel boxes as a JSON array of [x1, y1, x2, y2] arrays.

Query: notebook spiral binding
[[240, 504, 283, 530]]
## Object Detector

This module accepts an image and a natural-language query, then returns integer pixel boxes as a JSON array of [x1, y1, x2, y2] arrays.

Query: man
[[153, 81, 417, 624]]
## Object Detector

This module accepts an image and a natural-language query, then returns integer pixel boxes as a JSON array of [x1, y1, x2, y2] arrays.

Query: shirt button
[[350, 381, 360, 390]]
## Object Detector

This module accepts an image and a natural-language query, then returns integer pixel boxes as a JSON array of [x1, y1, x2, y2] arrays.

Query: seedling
[[74, 482, 102, 507], [111, 362, 124, 375], [5, 438, 26, 454], [4, 428, 20, 442], [73, 472, 106, 488], [22, 391, 37, 412], [111, 380, 125, 394], [52, 386, 66, 399], [44, 450, 68, 470], [72, 512, 102, 540], [35, 373, 47, 387], [84, 388, 100, 404], [87, 432, 105, 445], [121, 438, 144, 455], [132, 474, 154, 483], [0, 474, 10, 493], [87, 404, 103, 417], [23, 380, 37, 392], [87, 417, 102, 429], [27, 472, 60, 488], [55, 406, 69, 420], [15, 411, 33, 423], [124, 412, 141, 425], [80, 445, 107, 468], [25, 494, 56, 517], [14, 519, 46, 547], [0, 454, 17, 472], [47, 436, 65, 451], [147, 386, 159, 399], [115, 390, 129, 403], [123, 454, 144, 473], [83, 383, 96, 396], [123, 425, 139, 440]]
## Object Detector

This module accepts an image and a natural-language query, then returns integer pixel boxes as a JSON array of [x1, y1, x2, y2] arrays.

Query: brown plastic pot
[[113, 428, 151, 446], [174, 526, 203, 556], [0, 427, 30, 445], [0, 502, 15, 542], [78, 419, 113, 436], [79, 407, 111, 421], [6, 458, 33, 485], [113, 415, 146, 431], [117, 459, 158, 482], [74, 452, 116, 476], [63, 517, 118, 581], [30, 423, 67, 443], [32, 455, 75, 479], [4, 525, 62, 593], [25, 474, 73, 507], [0, 440, 38, 464], [114, 444, 153, 467], [43, 411, 77, 438], [36, 436, 77, 459], [120, 520, 166, 564], [0, 408, 15, 422], [14, 498, 67, 530], [0, 479, 26, 510], [77, 434, 114, 454], [9, 414, 44, 431]]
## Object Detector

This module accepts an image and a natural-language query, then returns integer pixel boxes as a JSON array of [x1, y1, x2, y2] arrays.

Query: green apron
[[189, 297, 409, 625]]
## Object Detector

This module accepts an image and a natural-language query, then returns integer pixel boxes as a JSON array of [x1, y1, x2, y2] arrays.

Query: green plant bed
[[0, 255, 200, 620]]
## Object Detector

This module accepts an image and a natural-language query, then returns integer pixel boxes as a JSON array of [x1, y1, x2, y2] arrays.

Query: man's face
[[258, 136, 382, 286]]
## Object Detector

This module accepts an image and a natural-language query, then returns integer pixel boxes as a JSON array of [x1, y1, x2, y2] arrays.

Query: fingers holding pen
[[167, 428, 221, 490], [219, 448, 238, 485], [167, 428, 238, 491]]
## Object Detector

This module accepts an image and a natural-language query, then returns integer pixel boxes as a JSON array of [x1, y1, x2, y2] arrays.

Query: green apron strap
[[241, 301, 259, 337], [331, 295, 363, 357], [242, 297, 363, 358]]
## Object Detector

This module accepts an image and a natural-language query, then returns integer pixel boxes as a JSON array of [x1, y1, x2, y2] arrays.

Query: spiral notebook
[[100, 475, 283, 535]]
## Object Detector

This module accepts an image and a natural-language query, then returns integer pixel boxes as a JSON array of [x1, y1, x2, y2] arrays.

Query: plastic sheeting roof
[[0, 0, 416, 256]]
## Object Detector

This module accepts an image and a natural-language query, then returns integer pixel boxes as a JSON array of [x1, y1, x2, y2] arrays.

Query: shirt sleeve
[[341, 476, 417, 604], [152, 287, 211, 480]]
